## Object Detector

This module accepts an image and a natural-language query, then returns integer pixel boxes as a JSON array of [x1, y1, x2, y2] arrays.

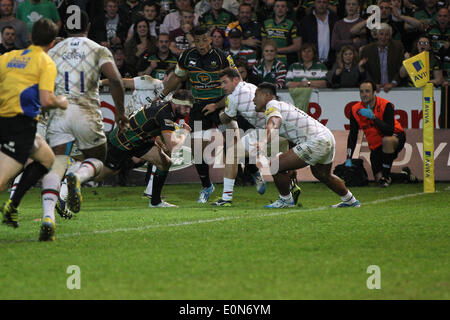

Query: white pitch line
[[54, 191, 426, 240], [0, 192, 428, 244]]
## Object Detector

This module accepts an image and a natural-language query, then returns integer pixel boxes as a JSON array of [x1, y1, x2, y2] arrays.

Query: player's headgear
[[172, 89, 194, 107]]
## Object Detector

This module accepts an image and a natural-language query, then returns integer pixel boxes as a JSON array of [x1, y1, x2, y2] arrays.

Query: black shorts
[[188, 97, 223, 131], [370, 131, 406, 176], [104, 140, 155, 171], [0, 115, 37, 165], [236, 115, 255, 132]]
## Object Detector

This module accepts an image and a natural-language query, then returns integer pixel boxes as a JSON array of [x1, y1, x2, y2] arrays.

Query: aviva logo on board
[[402, 51, 429, 88], [413, 60, 424, 72]]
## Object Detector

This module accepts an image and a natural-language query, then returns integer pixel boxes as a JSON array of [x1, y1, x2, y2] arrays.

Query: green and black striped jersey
[[109, 101, 176, 151], [177, 47, 235, 102]]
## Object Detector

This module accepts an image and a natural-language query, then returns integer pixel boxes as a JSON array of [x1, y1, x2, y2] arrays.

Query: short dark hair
[[1, 25, 14, 35], [219, 67, 241, 80], [65, 10, 90, 34], [239, 3, 252, 10], [158, 32, 170, 40], [360, 80, 376, 92], [172, 89, 193, 105], [257, 82, 277, 96], [193, 25, 209, 37], [142, 0, 160, 14], [31, 18, 58, 46]]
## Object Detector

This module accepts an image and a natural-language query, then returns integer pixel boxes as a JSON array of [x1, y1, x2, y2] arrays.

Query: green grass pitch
[[0, 182, 449, 300]]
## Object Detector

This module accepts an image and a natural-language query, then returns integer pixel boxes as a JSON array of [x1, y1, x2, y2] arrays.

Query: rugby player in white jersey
[[253, 82, 360, 208], [204, 67, 301, 206], [41, 11, 128, 223]]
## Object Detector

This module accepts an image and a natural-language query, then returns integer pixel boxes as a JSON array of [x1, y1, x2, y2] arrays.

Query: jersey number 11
[[64, 71, 85, 93]]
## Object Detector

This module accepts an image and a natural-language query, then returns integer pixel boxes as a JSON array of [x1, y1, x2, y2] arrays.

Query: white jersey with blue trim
[[49, 37, 115, 108]]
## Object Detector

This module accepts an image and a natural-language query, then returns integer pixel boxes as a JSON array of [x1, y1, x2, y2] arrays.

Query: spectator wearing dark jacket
[[90, 0, 129, 48], [299, 0, 339, 69], [327, 45, 367, 88]]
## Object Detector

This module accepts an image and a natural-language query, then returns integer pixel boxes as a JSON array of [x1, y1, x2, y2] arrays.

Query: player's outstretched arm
[[100, 78, 136, 90], [156, 72, 184, 101], [101, 61, 128, 131], [39, 90, 68, 110]]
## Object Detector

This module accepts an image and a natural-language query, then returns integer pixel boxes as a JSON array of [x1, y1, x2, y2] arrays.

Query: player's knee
[[81, 158, 104, 178], [382, 136, 398, 150], [160, 157, 172, 171], [0, 177, 8, 192], [311, 168, 329, 182], [41, 152, 55, 170]]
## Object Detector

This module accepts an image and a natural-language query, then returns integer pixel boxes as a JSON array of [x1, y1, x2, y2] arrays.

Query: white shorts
[[293, 130, 335, 166], [47, 103, 106, 150], [36, 121, 47, 138], [241, 130, 258, 154]]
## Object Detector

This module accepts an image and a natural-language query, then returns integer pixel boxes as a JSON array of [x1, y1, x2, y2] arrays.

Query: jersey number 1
[[64, 71, 85, 93]]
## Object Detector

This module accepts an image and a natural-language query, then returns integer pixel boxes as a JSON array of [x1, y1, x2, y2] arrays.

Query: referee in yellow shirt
[[0, 19, 68, 239]]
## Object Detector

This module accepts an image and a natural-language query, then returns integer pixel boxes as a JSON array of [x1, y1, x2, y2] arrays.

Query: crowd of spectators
[[1, 0, 449, 90]]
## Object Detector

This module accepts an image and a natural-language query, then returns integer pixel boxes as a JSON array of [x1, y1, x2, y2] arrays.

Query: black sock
[[381, 152, 395, 180], [150, 169, 168, 205], [245, 163, 259, 175], [11, 162, 48, 208], [195, 163, 211, 188]]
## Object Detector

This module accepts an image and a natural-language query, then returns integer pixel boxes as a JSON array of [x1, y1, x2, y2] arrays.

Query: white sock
[[76, 159, 103, 183], [60, 179, 68, 202], [341, 190, 356, 203], [9, 172, 23, 200], [42, 192, 57, 221], [222, 178, 235, 201], [67, 160, 81, 175], [145, 165, 156, 195], [280, 193, 293, 202], [42, 171, 62, 222]]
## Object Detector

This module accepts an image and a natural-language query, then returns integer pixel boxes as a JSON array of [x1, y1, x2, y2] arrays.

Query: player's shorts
[[241, 129, 258, 154], [370, 131, 406, 176], [0, 115, 37, 165], [188, 97, 223, 133], [47, 103, 107, 150], [292, 130, 336, 166], [36, 121, 47, 138], [104, 140, 155, 171]]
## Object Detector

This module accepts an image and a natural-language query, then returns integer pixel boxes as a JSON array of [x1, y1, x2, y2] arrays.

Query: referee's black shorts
[[370, 131, 406, 176], [188, 97, 224, 132], [0, 115, 37, 165]]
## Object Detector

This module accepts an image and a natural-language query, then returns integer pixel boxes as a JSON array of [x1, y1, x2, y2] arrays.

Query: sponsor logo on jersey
[[198, 73, 212, 84], [7, 57, 31, 69], [62, 50, 86, 61], [164, 119, 175, 127]]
